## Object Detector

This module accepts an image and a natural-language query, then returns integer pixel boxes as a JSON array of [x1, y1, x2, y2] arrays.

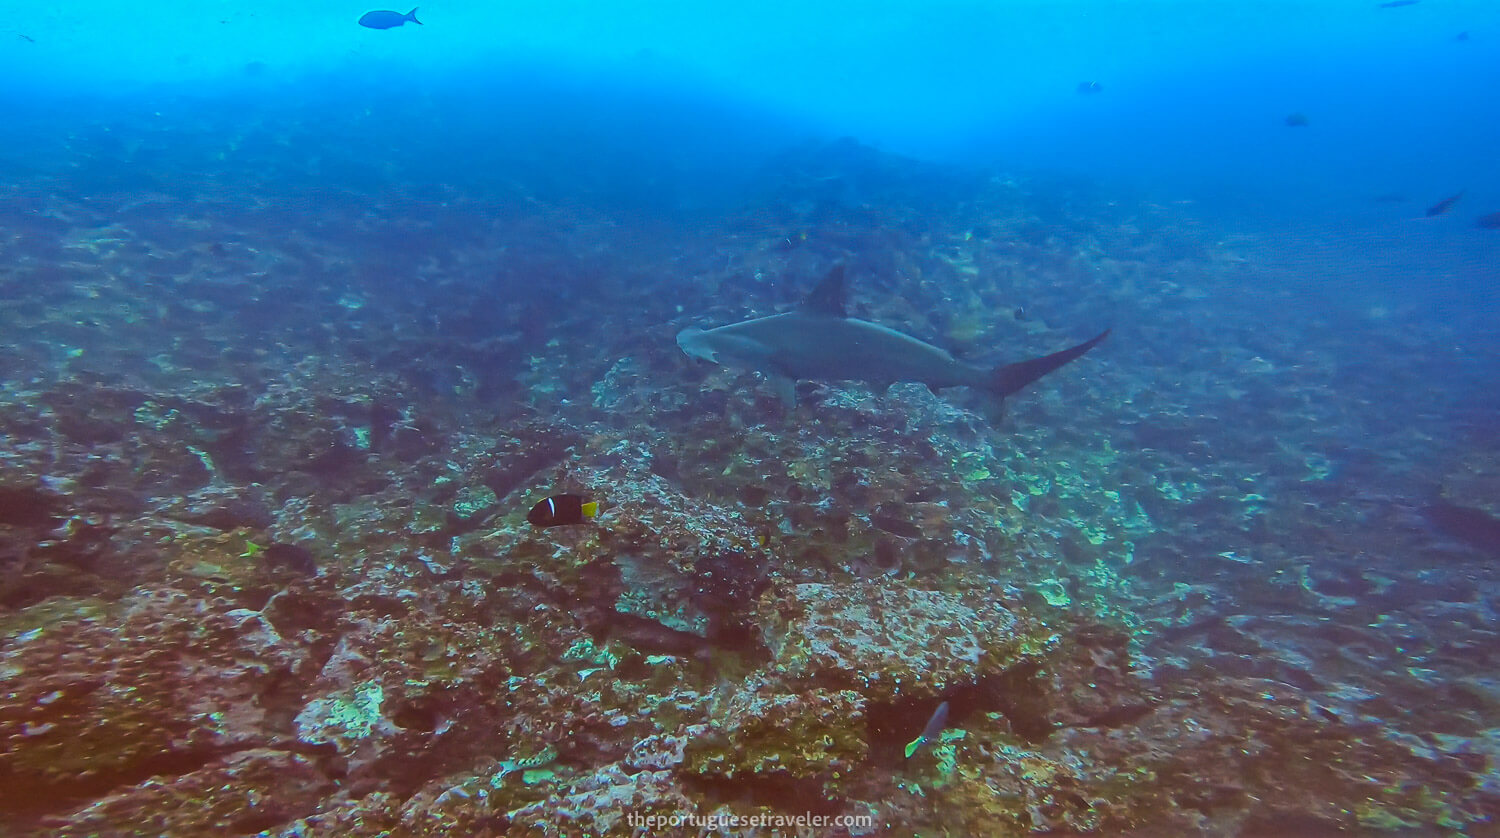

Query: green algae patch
[[561, 636, 623, 670], [1303, 452, 1333, 481], [295, 682, 387, 749], [953, 451, 995, 483], [491, 744, 559, 787], [520, 768, 555, 786], [452, 484, 497, 518], [926, 729, 968, 787], [1355, 801, 1421, 832], [1036, 579, 1072, 607]]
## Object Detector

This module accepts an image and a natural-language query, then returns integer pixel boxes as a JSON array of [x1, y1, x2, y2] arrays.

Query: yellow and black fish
[[527, 494, 599, 528]]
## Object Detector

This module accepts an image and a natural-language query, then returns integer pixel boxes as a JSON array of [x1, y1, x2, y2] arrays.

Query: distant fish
[[1422, 502, 1500, 553], [905, 701, 950, 758], [1455, 31, 1470, 41], [1284, 112, 1310, 128], [1477, 211, 1500, 230], [1076, 81, 1103, 95], [1378, 0, 1418, 7], [1425, 190, 1465, 217], [527, 494, 600, 528], [17, 33, 35, 43], [359, 7, 422, 29]]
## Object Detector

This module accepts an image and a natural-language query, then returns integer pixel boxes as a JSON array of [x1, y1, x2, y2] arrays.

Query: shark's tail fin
[[988, 329, 1110, 398]]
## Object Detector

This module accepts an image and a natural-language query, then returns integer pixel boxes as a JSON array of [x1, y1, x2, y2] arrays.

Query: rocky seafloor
[[2, 122, 1499, 837]]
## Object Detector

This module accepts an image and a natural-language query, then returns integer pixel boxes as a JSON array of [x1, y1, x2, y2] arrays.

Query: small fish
[[1477, 211, 1500, 230], [18, 33, 35, 43], [1284, 112, 1310, 128], [1076, 81, 1103, 95], [358, 7, 422, 29], [527, 494, 600, 528], [1425, 190, 1465, 217], [905, 701, 950, 758], [1378, 0, 1418, 7], [1455, 31, 1470, 42]]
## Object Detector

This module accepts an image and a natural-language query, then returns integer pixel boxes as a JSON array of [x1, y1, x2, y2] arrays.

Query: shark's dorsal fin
[[801, 264, 847, 317]]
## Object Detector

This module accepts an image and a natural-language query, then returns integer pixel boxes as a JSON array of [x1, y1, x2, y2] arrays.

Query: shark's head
[[676, 327, 720, 364]]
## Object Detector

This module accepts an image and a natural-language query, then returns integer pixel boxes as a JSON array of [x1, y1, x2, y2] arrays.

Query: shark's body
[[677, 265, 1109, 406]]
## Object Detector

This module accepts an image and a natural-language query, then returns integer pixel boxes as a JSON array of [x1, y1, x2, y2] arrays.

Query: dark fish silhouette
[[1425, 191, 1465, 217], [1076, 81, 1103, 95], [359, 7, 421, 29], [1378, 0, 1418, 7], [1422, 502, 1500, 554], [1284, 112, 1310, 128], [1456, 31, 1470, 41], [1477, 211, 1500, 230]]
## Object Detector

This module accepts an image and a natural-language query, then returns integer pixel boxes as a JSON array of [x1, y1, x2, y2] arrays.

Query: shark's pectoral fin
[[769, 374, 798, 407], [676, 328, 719, 363]]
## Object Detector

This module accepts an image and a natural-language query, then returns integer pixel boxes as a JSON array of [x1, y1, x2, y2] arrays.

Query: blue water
[[9, 2, 1500, 177], [4, 0, 1500, 834], [7, 0, 1498, 303]]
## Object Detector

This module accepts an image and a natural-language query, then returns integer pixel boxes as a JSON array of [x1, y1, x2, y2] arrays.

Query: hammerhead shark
[[677, 265, 1109, 407]]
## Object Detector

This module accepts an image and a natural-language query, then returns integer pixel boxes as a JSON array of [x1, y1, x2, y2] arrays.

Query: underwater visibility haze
[[2, 0, 1499, 835]]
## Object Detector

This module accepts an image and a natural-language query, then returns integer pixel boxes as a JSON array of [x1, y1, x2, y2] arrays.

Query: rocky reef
[[2, 125, 1498, 836]]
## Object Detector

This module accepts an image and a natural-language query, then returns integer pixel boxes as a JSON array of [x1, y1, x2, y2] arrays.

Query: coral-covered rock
[[287, 611, 517, 786], [685, 684, 867, 783], [295, 678, 400, 754], [625, 730, 698, 771], [2, 134, 1496, 838], [482, 435, 772, 645], [273, 792, 403, 838], [1039, 621, 1155, 730], [508, 762, 696, 838], [579, 445, 771, 639], [162, 526, 314, 606], [757, 579, 1049, 701], [0, 588, 311, 816], [48, 748, 334, 837]]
